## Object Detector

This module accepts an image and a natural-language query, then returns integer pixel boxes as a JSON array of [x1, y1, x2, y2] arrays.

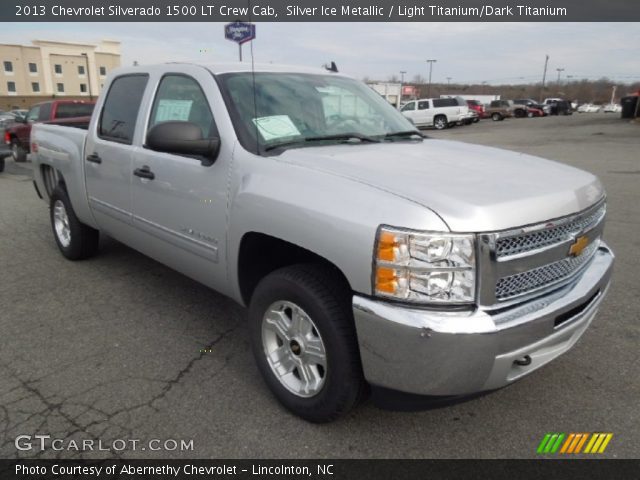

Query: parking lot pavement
[[1, 114, 639, 459]]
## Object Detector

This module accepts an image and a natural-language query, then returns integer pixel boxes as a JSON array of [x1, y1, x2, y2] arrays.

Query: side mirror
[[146, 121, 220, 166]]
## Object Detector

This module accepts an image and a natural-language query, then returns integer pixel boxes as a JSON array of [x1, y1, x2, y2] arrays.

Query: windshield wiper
[[382, 130, 425, 141], [264, 133, 380, 152]]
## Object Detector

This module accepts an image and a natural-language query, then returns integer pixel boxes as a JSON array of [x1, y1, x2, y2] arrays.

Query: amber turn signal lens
[[377, 230, 397, 262], [375, 267, 397, 294]]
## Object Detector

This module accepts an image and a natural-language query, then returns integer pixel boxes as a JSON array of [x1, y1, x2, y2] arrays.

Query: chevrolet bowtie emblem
[[569, 235, 589, 257]]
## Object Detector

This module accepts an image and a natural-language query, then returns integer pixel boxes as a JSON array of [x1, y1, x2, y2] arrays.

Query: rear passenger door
[[85, 74, 149, 237], [130, 70, 229, 288]]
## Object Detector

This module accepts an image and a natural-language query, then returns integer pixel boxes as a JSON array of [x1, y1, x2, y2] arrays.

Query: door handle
[[86, 153, 102, 164], [133, 166, 155, 180]]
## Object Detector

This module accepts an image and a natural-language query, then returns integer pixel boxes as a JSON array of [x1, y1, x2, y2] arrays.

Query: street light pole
[[81, 53, 92, 101], [398, 70, 406, 110], [426, 59, 437, 98], [556, 68, 565, 85]]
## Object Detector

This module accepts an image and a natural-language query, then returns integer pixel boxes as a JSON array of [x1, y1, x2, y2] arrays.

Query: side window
[[417, 101, 429, 110], [26, 106, 40, 123], [401, 102, 415, 112], [99, 75, 149, 144], [38, 103, 52, 121], [148, 74, 217, 138]]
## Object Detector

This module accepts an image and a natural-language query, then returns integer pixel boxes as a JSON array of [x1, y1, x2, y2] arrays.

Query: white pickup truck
[[31, 63, 614, 422]]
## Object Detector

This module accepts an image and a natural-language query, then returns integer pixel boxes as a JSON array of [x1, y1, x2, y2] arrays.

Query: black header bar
[[3, 0, 640, 22]]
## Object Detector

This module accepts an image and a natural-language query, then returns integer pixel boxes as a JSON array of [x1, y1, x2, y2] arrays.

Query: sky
[[3, 22, 639, 84]]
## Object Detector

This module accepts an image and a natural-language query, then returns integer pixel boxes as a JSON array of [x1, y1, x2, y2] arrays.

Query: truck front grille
[[495, 203, 605, 258], [495, 240, 599, 300], [478, 200, 606, 306]]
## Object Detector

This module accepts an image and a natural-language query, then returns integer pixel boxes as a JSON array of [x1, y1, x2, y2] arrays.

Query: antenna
[[248, 0, 259, 154], [324, 61, 338, 73]]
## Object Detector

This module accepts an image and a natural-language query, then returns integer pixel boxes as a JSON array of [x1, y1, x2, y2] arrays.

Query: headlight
[[373, 227, 476, 304]]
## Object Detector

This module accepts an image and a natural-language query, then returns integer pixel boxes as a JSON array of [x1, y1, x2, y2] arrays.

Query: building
[[368, 82, 402, 108], [0, 39, 120, 110]]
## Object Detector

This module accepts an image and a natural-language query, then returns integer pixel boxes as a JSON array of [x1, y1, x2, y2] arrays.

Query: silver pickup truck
[[31, 63, 614, 422]]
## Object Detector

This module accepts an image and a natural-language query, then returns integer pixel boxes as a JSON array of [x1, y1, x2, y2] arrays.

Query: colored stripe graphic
[[585, 433, 613, 454], [539, 433, 613, 454], [537, 433, 565, 454]]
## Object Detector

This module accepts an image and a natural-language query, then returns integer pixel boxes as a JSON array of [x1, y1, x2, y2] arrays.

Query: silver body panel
[[30, 62, 614, 397]]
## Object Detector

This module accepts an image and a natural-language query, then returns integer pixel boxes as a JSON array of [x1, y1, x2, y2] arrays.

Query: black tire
[[433, 115, 448, 130], [50, 186, 99, 260], [11, 140, 27, 163], [473, 117, 480, 123], [491, 112, 502, 121], [0, 157, 4, 173], [248, 264, 367, 422]]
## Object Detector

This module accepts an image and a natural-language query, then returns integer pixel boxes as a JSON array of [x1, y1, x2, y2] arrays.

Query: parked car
[[485, 100, 515, 121], [31, 63, 614, 422], [9, 109, 28, 120], [542, 98, 572, 115], [401, 96, 469, 129], [466, 100, 487, 120], [577, 103, 601, 113], [513, 99, 546, 117], [603, 103, 622, 113], [4, 100, 95, 162]]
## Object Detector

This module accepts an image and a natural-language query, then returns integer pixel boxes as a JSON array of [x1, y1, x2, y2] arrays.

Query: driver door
[[130, 70, 229, 289]]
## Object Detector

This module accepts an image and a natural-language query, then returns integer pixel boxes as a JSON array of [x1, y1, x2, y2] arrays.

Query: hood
[[276, 139, 604, 232]]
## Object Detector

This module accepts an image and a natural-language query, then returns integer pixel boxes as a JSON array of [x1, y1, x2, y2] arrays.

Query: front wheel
[[11, 141, 27, 163], [50, 186, 100, 260], [249, 264, 366, 422], [491, 113, 502, 121]]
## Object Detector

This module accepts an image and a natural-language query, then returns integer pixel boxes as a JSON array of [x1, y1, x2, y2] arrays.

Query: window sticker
[[155, 99, 193, 122], [252, 115, 301, 141]]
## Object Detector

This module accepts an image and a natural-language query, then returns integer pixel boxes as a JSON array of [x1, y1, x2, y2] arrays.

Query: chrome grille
[[495, 203, 605, 258], [495, 240, 599, 300]]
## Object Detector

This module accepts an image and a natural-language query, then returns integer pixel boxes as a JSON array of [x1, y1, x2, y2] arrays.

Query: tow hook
[[514, 355, 532, 366]]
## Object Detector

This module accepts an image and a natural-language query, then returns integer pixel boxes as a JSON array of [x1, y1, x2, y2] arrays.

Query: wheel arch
[[237, 232, 352, 307]]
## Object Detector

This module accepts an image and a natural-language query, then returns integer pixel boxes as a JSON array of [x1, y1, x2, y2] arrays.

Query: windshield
[[217, 72, 418, 153]]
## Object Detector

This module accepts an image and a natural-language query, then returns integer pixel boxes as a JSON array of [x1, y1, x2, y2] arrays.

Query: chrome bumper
[[353, 243, 614, 396]]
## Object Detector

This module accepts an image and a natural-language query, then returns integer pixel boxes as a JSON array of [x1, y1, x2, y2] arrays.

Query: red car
[[4, 100, 95, 162], [466, 100, 488, 119], [525, 105, 545, 117]]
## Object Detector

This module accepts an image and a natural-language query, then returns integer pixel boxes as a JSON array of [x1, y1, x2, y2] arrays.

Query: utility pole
[[540, 54, 549, 102], [446, 77, 452, 86], [556, 68, 565, 84], [398, 71, 406, 109], [426, 59, 437, 98]]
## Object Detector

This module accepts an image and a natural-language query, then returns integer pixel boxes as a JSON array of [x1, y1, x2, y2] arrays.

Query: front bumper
[[353, 242, 614, 396]]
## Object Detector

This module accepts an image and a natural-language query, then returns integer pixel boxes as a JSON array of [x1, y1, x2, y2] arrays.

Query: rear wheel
[[11, 140, 27, 163], [50, 186, 99, 260], [433, 115, 448, 130], [491, 112, 502, 121], [249, 264, 366, 422]]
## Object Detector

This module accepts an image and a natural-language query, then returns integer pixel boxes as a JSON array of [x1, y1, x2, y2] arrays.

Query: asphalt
[[0, 113, 638, 459]]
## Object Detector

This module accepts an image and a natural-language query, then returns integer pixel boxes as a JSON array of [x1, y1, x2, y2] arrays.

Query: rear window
[[432, 98, 458, 108], [55, 103, 95, 119]]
